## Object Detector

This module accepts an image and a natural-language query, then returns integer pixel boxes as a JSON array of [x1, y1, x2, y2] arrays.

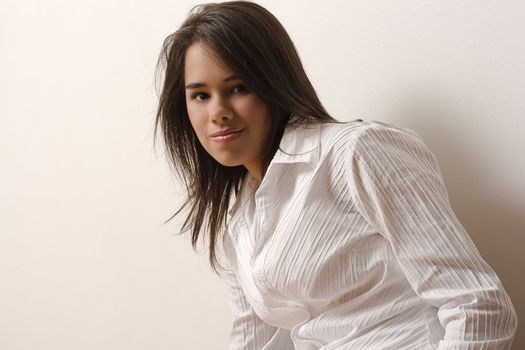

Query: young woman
[[154, 2, 517, 349]]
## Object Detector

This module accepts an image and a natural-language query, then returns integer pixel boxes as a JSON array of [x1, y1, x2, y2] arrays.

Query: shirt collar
[[227, 123, 323, 218], [271, 122, 322, 168], [226, 123, 323, 218]]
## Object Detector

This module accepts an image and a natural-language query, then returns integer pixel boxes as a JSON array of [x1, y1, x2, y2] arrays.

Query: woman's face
[[184, 42, 270, 181]]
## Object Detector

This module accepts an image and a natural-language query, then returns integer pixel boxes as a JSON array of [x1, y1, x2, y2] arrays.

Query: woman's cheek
[[187, 103, 205, 128]]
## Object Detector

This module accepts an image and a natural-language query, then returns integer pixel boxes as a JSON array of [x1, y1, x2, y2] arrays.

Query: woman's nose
[[210, 97, 233, 124]]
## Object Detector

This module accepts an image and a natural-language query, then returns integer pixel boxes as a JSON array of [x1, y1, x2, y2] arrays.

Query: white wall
[[1, 0, 523, 349]]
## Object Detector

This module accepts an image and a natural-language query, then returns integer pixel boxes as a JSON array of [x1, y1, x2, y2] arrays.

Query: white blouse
[[220, 119, 517, 350]]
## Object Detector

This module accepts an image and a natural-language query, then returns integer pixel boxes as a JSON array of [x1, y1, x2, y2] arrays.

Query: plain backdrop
[[1, 0, 523, 349]]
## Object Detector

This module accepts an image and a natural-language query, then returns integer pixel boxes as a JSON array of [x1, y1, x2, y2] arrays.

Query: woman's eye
[[232, 84, 248, 94], [193, 92, 209, 101]]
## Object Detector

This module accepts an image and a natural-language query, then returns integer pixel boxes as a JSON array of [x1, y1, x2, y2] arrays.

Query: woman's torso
[[224, 120, 444, 349]]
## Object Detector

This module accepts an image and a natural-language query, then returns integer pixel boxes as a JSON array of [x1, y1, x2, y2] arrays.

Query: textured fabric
[[220, 119, 517, 350]]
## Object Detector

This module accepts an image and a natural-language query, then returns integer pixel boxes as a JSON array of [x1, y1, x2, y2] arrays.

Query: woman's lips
[[210, 129, 244, 143]]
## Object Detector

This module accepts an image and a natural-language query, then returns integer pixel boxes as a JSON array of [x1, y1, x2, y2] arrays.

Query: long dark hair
[[154, 1, 336, 273]]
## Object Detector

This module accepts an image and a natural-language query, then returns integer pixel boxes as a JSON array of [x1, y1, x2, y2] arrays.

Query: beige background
[[1, 0, 523, 349]]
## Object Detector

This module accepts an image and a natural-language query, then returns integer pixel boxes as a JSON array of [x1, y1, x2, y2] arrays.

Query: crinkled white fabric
[[221, 120, 517, 350]]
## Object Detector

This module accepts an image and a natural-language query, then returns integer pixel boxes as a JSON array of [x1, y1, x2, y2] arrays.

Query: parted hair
[[154, 1, 335, 273]]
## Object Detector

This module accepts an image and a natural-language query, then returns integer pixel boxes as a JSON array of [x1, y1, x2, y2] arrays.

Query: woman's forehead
[[184, 42, 234, 79]]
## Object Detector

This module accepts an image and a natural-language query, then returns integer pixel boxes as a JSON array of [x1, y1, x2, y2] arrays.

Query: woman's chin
[[214, 157, 243, 168]]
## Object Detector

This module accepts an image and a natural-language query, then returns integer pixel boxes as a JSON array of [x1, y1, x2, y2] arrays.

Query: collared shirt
[[220, 119, 517, 350]]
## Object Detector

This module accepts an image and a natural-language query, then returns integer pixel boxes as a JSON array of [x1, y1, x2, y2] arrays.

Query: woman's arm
[[343, 122, 517, 349]]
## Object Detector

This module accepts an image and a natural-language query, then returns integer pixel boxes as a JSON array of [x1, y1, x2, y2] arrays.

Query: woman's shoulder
[[320, 118, 422, 144], [318, 118, 421, 155], [319, 118, 435, 171]]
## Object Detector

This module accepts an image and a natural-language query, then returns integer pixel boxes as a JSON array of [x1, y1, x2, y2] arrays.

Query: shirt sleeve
[[221, 236, 294, 349], [343, 122, 517, 350]]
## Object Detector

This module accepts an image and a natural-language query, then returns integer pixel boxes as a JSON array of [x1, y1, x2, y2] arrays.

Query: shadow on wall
[[390, 87, 523, 349]]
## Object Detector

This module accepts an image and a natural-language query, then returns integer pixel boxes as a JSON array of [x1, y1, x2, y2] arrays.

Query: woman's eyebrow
[[185, 74, 241, 90]]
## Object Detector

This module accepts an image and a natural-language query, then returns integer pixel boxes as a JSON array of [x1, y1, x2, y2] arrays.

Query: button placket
[[251, 173, 274, 265]]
